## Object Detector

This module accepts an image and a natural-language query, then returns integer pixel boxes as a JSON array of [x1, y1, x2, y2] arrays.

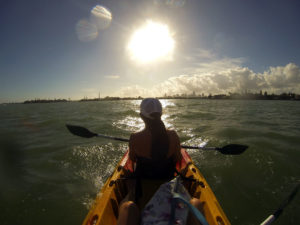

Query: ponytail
[[144, 112, 169, 160]]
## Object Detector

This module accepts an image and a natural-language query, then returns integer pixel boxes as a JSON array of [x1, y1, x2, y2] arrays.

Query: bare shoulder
[[129, 132, 139, 143], [130, 130, 149, 142], [167, 129, 178, 136], [167, 129, 179, 140], [130, 132, 137, 139]]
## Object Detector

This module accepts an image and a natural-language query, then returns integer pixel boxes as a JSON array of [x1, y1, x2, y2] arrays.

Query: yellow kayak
[[82, 149, 230, 225]]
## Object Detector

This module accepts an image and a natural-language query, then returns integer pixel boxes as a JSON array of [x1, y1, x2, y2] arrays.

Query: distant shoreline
[[1, 92, 299, 104]]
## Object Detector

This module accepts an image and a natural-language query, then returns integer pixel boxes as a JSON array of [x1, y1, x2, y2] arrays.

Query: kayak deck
[[82, 149, 230, 225]]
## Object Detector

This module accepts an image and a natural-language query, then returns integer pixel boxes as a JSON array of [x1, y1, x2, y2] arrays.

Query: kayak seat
[[117, 159, 204, 208], [115, 160, 204, 205], [133, 156, 176, 207], [134, 156, 176, 179]]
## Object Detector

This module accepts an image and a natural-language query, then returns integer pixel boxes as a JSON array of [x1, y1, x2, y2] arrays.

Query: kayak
[[82, 149, 230, 225]]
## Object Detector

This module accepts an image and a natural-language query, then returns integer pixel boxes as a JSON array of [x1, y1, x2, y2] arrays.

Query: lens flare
[[90, 5, 112, 30]]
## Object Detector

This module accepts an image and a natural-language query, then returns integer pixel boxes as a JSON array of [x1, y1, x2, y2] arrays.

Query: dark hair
[[142, 112, 169, 160]]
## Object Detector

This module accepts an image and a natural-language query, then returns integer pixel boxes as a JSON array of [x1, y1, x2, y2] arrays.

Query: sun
[[127, 20, 175, 64]]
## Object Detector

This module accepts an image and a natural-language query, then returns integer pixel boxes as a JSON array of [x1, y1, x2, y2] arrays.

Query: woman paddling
[[130, 98, 182, 179], [117, 98, 203, 225]]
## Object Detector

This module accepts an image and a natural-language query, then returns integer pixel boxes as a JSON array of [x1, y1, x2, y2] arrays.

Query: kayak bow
[[82, 149, 230, 225]]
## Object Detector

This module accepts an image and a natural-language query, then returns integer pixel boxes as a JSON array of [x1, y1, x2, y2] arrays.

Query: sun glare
[[127, 20, 175, 64]]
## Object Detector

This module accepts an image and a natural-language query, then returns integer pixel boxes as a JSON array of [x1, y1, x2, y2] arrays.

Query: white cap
[[140, 98, 162, 119]]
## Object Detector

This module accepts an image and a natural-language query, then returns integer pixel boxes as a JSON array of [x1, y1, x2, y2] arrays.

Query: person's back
[[129, 98, 181, 179], [130, 129, 181, 160], [129, 128, 181, 179]]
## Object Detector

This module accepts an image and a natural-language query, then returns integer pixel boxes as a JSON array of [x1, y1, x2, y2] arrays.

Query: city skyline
[[15, 90, 300, 104]]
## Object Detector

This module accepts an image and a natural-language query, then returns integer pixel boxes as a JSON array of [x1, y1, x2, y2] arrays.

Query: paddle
[[260, 183, 299, 225], [66, 124, 248, 155]]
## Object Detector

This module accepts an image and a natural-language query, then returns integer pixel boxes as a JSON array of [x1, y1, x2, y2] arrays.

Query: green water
[[0, 99, 299, 225]]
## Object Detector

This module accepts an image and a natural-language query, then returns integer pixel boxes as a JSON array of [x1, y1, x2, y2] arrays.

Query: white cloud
[[116, 85, 152, 97], [115, 63, 300, 97], [263, 63, 300, 88], [180, 48, 245, 74]]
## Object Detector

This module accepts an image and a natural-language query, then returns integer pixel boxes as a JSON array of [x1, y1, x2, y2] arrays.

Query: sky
[[1, 0, 300, 103]]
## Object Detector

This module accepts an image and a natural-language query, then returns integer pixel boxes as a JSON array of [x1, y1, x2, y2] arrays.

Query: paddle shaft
[[97, 134, 129, 142], [66, 124, 248, 154], [97, 133, 217, 150], [260, 183, 299, 225]]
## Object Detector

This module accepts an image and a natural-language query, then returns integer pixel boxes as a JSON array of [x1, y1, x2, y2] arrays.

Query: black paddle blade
[[66, 124, 97, 138], [218, 144, 248, 155]]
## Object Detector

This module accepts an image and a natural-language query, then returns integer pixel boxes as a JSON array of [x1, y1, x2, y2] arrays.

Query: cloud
[[116, 85, 151, 97], [180, 48, 246, 75], [115, 63, 300, 97], [105, 75, 120, 79], [263, 63, 300, 88]]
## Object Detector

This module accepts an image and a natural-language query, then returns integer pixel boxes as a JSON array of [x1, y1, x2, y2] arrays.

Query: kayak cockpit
[[82, 149, 230, 225]]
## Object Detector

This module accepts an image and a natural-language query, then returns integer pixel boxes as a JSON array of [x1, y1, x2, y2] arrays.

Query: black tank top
[[134, 156, 176, 179]]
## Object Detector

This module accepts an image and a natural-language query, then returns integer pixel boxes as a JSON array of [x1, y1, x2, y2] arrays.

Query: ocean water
[[0, 99, 299, 225]]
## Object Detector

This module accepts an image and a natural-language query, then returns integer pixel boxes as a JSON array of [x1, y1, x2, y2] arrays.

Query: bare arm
[[168, 130, 182, 162]]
